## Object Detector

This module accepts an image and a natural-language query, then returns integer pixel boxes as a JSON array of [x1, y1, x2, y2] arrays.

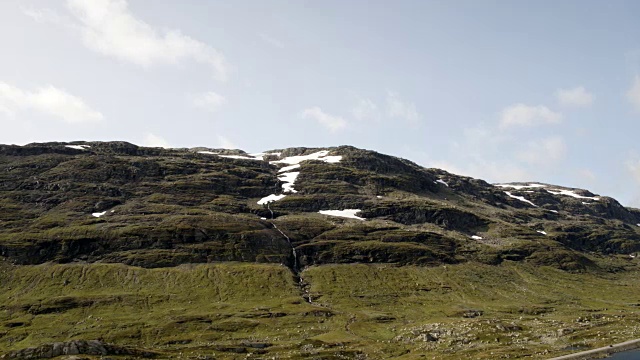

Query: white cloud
[[627, 154, 640, 208], [191, 92, 227, 112], [351, 98, 380, 121], [217, 135, 238, 149], [627, 156, 640, 184], [301, 106, 347, 132], [627, 75, 640, 112], [500, 104, 562, 128], [517, 136, 567, 165], [556, 86, 594, 107], [143, 133, 170, 148], [22, 7, 67, 25], [258, 33, 285, 49], [386, 92, 420, 123], [64, 0, 228, 81], [0, 82, 103, 123], [578, 168, 597, 182]]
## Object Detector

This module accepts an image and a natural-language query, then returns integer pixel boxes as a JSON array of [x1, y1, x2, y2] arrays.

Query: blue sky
[[2, 0, 640, 206]]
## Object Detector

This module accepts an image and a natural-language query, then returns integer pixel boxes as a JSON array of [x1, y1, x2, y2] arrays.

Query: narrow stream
[[270, 221, 297, 272], [269, 221, 316, 304]]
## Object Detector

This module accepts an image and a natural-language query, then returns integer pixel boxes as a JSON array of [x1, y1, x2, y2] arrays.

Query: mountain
[[1, 142, 640, 359]]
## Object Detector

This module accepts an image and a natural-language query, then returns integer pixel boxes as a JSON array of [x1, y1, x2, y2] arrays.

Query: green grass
[[2, 260, 640, 359]]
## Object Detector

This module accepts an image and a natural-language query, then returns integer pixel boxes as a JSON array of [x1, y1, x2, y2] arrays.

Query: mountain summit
[[2, 142, 640, 359]]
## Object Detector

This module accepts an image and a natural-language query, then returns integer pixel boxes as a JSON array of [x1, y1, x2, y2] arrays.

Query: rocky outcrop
[[0, 340, 158, 359]]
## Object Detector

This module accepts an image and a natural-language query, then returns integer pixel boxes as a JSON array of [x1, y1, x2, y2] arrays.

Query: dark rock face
[[0, 340, 157, 359], [1, 141, 639, 271]]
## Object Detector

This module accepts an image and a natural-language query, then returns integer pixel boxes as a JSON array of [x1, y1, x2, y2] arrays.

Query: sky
[[2, 0, 640, 206]]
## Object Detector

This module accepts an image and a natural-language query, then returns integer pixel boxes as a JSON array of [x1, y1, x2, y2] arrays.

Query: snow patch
[[258, 194, 286, 205], [504, 191, 537, 207], [66, 145, 90, 150], [549, 210, 559, 214], [471, 235, 483, 240], [260, 217, 267, 220], [279, 164, 301, 173], [271, 150, 342, 166], [377, 195, 383, 199], [436, 179, 449, 187], [278, 172, 300, 193], [318, 209, 365, 221], [546, 189, 599, 201], [197, 151, 218, 155], [537, 230, 547, 235], [495, 183, 546, 190], [92, 211, 107, 218], [248, 152, 281, 160], [218, 154, 263, 161]]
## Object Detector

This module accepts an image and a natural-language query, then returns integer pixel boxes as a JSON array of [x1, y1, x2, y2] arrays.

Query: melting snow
[[66, 145, 90, 150], [471, 235, 483, 240], [278, 172, 300, 193], [504, 191, 537, 207], [537, 230, 547, 235], [549, 210, 559, 214], [436, 179, 449, 187], [218, 154, 263, 161], [279, 164, 301, 173], [260, 217, 267, 220], [197, 151, 218, 155], [546, 189, 599, 201], [92, 211, 107, 218], [258, 194, 286, 205], [271, 150, 342, 165], [318, 209, 365, 220], [256, 149, 341, 205], [248, 152, 281, 160], [495, 183, 546, 190], [377, 195, 383, 199]]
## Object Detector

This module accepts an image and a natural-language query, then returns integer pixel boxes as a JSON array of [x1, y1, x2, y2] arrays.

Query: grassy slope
[[2, 259, 640, 359]]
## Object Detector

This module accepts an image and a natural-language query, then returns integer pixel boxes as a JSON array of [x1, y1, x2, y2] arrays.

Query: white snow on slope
[[549, 210, 559, 214], [258, 194, 287, 205], [218, 154, 263, 160], [92, 211, 107, 217], [537, 230, 547, 235], [256, 149, 341, 205], [436, 179, 449, 187], [318, 209, 365, 220], [278, 172, 300, 193], [504, 191, 537, 207], [495, 183, 546, 190], [198, 151, 281, 160], [66, 145, 90, 150], [248, 152, 281, 160], [546, 189, 599, 201], [271, 150, 342, 165], [471, 235, 483, 240], [279, 164, 301, 173]]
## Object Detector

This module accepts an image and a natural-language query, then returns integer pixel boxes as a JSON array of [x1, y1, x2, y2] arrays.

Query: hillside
[[1, 142, 640, 359]]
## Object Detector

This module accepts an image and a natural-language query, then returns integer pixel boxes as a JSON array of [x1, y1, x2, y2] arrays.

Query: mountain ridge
[[3, 141, 640, 359]]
